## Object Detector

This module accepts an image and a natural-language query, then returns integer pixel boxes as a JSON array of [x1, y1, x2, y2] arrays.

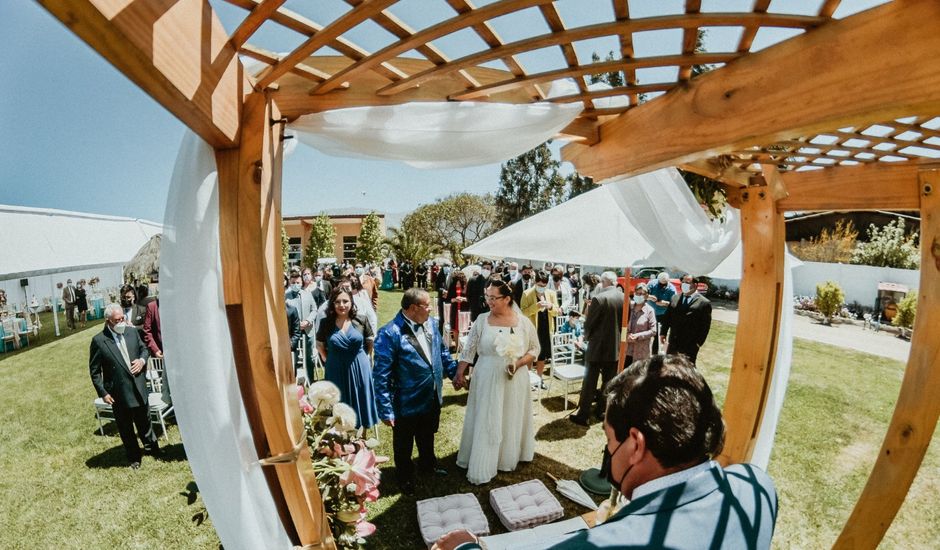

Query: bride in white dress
[[453, 279, 540, 485]]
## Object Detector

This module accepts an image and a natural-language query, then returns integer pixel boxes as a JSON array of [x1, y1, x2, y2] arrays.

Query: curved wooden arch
[[34, 0, 940, 547]]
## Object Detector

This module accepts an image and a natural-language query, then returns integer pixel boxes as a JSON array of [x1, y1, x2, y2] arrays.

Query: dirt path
[[712, 306, 911, 363]]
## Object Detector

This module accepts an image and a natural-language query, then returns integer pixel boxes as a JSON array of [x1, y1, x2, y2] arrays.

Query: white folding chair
[[14, 318, 29, 347], [93, 397, 115, 435], [146, 357, 173, 440], [456, 311, 472, 352], [549, 332, 586, 411]]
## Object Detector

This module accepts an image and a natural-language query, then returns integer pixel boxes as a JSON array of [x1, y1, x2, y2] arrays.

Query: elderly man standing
[[647, 271, 676, 355], [373, 288, 457, 495], [571, 271, 623, 426], [62, 279, 77, 330], [660, 274, 712, 365], [89, 303, 159, 469], [434, 354, 778, 550]]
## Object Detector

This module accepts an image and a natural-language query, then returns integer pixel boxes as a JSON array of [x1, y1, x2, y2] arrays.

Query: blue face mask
[[290, 284, 301, 293]]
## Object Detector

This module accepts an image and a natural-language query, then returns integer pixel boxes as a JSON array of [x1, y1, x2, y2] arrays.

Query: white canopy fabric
[[463, 181, 655, 267], [289, 101, 582, 169], [0, 204, 161, 280]]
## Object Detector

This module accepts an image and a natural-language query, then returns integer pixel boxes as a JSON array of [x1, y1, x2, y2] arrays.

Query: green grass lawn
[[1, 289, 937, 548]]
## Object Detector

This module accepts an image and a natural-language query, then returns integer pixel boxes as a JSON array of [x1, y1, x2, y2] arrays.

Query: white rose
[[308, 381, 341, 410], [329, 402, 359, 432]]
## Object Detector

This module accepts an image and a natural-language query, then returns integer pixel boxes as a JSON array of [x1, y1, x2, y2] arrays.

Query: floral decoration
[[493, 328, 526, 376], [299, 381, 386, 548]]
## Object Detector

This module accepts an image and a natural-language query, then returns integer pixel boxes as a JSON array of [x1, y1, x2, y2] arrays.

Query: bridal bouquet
[[493, 328, 526, 378], [299, 382, 387, 549]]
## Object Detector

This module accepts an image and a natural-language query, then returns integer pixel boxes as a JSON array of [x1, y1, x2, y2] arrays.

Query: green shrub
[[815, 281, 845, 325], [892, 290, 918, 329]]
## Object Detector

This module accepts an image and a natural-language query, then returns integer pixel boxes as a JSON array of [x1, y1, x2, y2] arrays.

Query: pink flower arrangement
[[299, 382, 386, 549]]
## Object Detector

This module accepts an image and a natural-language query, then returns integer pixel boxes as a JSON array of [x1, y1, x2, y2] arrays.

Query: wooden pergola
[[39, 1, 939, 547]]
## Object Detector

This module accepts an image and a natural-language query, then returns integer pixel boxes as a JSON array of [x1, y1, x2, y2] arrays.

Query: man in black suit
[[660, 274, 712, 365], [511, 264, 534, 306], [89, 303, 159, 469], [571, 271, 624, 425], [466, 260, 492, 322]]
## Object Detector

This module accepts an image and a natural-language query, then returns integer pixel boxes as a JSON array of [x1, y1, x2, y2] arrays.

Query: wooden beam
[[229, 0, 286, 49], [776, 162, 921, 212], [309, 0, 555, 96], [835, 168, 940, 547], [450, 53, 737, 101], [718, 183, 785, 466], [562, 0, 940, 181], [216, 92, 333, 547], [679, 157, 751, 187], [255, 0, 398, 90], [39, 0, 242, 149], [376, 13, 819, 97]]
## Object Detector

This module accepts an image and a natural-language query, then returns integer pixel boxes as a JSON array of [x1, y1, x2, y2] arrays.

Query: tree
[[790, 220, 858, 264], [565, 171, 594, 200], [589, 51, 624, 87], [383, 227, 440, 266], [280, 225, 290, 272], [892, 290, 918, 330], [303, 213, 336, 267], [815, 280, 845, 325], [356, 211, 384, 265], [851, 217, 920, 269], [402, 193, 496, 264], [494, 141, 566, 228]]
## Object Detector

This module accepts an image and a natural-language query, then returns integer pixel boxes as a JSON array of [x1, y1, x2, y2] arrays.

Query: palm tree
[[383, 228, 440, 265]]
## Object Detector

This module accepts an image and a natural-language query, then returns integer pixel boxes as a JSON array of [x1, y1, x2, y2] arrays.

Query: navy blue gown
[[318, 317, 379, 429]]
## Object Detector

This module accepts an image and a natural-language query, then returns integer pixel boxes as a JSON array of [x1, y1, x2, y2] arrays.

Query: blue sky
[[0, 1, 888, 224]]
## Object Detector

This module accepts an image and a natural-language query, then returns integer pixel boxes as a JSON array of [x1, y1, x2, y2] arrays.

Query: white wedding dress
[[456, 312, 540, 485]]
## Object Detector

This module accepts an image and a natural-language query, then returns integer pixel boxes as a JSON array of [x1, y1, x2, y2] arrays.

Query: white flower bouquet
[[493, 328, 526, 378]]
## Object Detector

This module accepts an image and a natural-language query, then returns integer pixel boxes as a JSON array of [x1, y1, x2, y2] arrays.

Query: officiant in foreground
[[434, 354, 778, 549]]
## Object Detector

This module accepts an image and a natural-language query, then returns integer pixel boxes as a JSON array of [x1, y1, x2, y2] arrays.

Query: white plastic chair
[[549, 332, 586, 411], [1, 319, 18, 351], [93, 397, 115, 435], [146, 357, 173, 440]]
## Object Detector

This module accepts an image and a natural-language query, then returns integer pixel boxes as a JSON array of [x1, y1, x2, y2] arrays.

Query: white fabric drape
[[604, 168, 741, 274], [289, 102, 582, 169], [162, 131, 292, 549]]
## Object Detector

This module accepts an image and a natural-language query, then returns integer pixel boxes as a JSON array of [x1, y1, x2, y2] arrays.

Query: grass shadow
[[85, 444, 131, 469], [536, 417, 590, 442], [441, 392, 468, 408], [157, 442, 187, 462], [537, 394, 582, 414]]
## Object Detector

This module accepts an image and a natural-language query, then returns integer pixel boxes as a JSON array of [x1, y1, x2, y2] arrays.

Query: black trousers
[[113, 402, 157, 462], [392, 402, 440, 482], [574, 360, 618, 420]]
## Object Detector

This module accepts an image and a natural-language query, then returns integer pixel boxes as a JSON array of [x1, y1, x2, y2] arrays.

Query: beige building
[[283, 209, 386, 268]]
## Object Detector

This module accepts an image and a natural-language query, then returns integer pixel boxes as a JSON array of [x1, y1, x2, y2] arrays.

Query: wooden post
[[718, 177, 785, 465], [618, 267, 631, 373], [834, 168, 940, 548], [216, 91, 334, 548]]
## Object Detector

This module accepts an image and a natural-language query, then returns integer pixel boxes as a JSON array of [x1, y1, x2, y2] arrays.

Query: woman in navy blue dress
[[315, 287, 379, 429]]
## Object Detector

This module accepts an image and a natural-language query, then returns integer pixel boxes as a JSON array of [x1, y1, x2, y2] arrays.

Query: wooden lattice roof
[[199, 0, 940, 183]]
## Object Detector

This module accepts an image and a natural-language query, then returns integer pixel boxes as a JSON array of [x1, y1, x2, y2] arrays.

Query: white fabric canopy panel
[[463, 181, 655, 267], [0, 204, 161, 280], [289, 102, 582, 169]]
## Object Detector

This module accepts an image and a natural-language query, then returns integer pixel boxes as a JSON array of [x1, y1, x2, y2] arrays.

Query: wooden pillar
[[835, 168, 940, 548], [216, 91, 333, 548], [718, 175, 786, 465]]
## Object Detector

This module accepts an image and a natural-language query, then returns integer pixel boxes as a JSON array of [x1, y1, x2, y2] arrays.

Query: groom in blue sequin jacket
[[373, 288, 457, 494]]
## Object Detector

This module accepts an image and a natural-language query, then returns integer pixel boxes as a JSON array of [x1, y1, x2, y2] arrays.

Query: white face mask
[[112, 322, 126, 335], [315, 275, 322, 282], [633, 294, 646, 305], [536, 286, 546, 295], [290, 284, 301, 292], [681, 282, 692, 294], [355, 268, 364, 276], [481, 269, 491, 278], [509, 270, 518, 277]]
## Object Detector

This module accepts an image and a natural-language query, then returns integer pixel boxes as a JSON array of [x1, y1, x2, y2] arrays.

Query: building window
[[288, 237, 302, 267], [342, 236, 357, 262]]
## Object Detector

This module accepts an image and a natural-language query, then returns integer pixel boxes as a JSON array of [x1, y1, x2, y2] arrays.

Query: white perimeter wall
[[712, 261, 920, 307]]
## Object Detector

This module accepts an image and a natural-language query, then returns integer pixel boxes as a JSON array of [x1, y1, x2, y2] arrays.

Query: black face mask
[[121, 298, 133, 307], [522, 273, 531, 281], [552, 275, 562, 282], [605, 438, 633, 494]]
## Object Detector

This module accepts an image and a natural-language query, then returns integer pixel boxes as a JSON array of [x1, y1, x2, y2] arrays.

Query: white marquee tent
[[0, 204, 162, 310]]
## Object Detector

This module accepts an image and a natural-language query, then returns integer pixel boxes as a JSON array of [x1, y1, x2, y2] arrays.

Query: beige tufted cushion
[[489, 479, 564, 531], [416, 493, 490, 548]]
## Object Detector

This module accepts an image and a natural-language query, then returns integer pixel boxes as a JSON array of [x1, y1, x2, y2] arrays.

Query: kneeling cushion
[[416, 493, 490, 548], [489, 479, 564, 531]]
